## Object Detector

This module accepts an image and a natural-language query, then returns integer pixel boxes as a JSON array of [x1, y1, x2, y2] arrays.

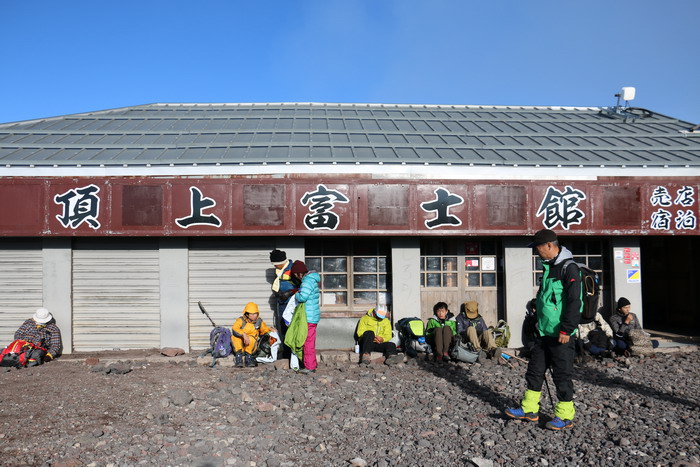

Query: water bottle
[[354, 344, 360, 354]]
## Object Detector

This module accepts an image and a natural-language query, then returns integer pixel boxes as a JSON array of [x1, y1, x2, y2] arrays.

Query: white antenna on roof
[[601, 86, 639, 122]]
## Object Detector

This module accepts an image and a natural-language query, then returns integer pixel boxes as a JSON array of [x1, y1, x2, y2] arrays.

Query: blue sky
[[1, 1, 698, 123]]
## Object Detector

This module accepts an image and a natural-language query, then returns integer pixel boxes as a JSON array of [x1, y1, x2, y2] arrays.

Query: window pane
[[588, 256, 602, 270], [323, 291, 347, 305], [465, 257, 480, 271], [323, 274, 347, 289], [354, 274, 377, 289], [354, 257, 377, 272], [482, 273, 496, 287], [378, 292, 391, 306], [354, 291, 377, 304], [420, 275, 425, 287], [443, 257, 457, 272], [426, 257, 441, 271], [427, 273, 441, 287], [535, 272, 543, 286], [378, 274, 387, 289], [323, 257, 347, 272], [467, 273, 480, 287], [534, 257, 543, 271], [420, 257, 425, 272], [444, 273, 458, 287], [306, 258, 321, 272], [573, 256, 586, 265], [587, 242, 602, 255], [378, 257, 387, 272]]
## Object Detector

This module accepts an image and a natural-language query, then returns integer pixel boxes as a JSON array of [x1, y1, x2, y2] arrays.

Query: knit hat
[[269, 249, 287, 266], [244, 302, 259, 315], [33, 307, 53, 324], [617, 297, 631, 310], [290, 260, 308, 275], [374, 307, 388, 320], [464, 301, 479, 319], [527, 229, 558, 248]]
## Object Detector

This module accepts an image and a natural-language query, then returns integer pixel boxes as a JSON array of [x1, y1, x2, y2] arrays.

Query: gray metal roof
[[0, 102, 698, 168]]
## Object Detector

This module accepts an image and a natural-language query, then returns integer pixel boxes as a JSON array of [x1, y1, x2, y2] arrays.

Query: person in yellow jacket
[[355, 307, 403, 366], [232, 302, 272, 368]]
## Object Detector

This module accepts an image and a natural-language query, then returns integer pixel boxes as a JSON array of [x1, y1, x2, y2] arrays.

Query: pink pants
[[303, 323, 318, 370]]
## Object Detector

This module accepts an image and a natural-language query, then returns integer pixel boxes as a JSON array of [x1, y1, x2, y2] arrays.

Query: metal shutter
[[72, 239, 160, 351], [0, 241, 43, 344], [189, 238, 275, 351]]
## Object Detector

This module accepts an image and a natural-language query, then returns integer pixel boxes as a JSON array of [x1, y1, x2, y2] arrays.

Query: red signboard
[[0, 176, 698, 236]]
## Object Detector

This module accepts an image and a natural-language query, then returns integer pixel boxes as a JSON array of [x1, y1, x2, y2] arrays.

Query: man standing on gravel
[[505, 229, 582, 430]]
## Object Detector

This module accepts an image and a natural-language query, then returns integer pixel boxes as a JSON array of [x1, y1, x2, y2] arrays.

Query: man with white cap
[[355, 306, 402, 366], [14, 308, 63, 362]]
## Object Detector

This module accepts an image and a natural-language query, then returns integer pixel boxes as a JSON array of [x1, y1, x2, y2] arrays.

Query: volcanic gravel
[[1, 351, 699, 467]]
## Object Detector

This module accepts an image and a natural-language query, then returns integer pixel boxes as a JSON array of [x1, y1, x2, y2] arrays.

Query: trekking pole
[[198, 301, 217, 327], [543, 367, 555, 411]]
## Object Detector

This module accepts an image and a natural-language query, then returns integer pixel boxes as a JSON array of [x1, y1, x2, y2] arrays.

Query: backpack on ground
[[207, 327, 233, 367], [0, 340, 46, 368], [562, 260, 601, 322], [489, 320, 511, 348], [254, 331, 280, 364], [449, 334, 482, 363], [396, 317, 430, 357]]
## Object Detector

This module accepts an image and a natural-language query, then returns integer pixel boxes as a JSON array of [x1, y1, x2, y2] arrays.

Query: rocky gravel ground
[[1, 350, 699, 467]]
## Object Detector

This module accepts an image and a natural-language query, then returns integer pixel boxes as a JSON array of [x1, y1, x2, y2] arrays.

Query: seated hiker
[[609, 297, 658, 356], [456, 300, 500, 358], [231, 302, 272, 368], [13, 308, 63, 363], [356, 306, 402, 366], [577, 311, 614, 357], [426, 302, 457, 362]]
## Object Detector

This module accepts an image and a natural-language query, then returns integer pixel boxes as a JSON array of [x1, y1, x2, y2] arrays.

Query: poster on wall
[[626, 269, 641, 283]]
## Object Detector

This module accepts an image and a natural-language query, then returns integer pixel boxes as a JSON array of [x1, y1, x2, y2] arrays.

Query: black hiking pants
[[525, 336, 576, 402], [359, 331, 398, 357]]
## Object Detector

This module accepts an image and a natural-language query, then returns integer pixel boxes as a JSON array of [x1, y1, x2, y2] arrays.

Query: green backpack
[[489, 320, 511, 347]]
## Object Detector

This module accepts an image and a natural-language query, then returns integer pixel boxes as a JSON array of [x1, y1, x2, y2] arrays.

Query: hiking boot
[[299, 368, 316, 374], [360, 353, 371, 366], [244, 353, 257, 368], [545, 417, 574, 430], [385, 354, 403, 366], [234, 353, 244, 368], [442, 353, 451, 362], [435, 353, 443, 362], [489, 348, 502, 360], [504, 407, 539, 422]]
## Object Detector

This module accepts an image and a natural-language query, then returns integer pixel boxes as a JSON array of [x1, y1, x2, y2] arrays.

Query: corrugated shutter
[[189, 238, 275, 350], [73, 239, 160, 351], [0, 242, 43, 344]]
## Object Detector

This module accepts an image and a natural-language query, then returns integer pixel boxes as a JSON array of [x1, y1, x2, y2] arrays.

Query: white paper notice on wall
[[322, 293, 337, 304], [482, 257, 496, 271]]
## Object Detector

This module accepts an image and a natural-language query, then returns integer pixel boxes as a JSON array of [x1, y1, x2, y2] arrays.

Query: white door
[[189, 238, 275, 351], [0, 240, 43, 344], [72, 239, 160, 351]]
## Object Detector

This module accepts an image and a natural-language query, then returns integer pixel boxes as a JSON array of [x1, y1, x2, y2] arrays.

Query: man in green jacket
[[356, 307, 402, 366], [505, 229, 582, 430]]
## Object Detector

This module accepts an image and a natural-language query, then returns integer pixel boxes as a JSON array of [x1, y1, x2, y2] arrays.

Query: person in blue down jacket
[[291, 260, 320, 374]]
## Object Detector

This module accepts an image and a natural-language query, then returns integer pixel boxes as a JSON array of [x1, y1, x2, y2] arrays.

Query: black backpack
[[562, 260, 600, 322]]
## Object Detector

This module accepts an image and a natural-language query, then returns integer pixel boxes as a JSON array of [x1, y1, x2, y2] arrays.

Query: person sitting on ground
[[231, 302, 272, 368], [609, 297, 658, 356], [14, 307, 63, 362], [426, 302, 457, 362], [456, 300, 500, 359], [577, 310, 614, 358], [356, 306, 403, 366]]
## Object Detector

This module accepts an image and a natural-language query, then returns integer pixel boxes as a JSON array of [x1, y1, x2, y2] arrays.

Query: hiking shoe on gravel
[[504, 407, 539, 422], [385, 354, 403, 365], [545, 417, 574, 430], [360, 353, 371, 366], [234, 353, 244, 368], [244, 354, 257, 368], [299, 368, 316, 374]]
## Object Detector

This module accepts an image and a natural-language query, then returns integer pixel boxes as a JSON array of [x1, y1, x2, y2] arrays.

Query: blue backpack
[[209, 326, 233, 361]]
